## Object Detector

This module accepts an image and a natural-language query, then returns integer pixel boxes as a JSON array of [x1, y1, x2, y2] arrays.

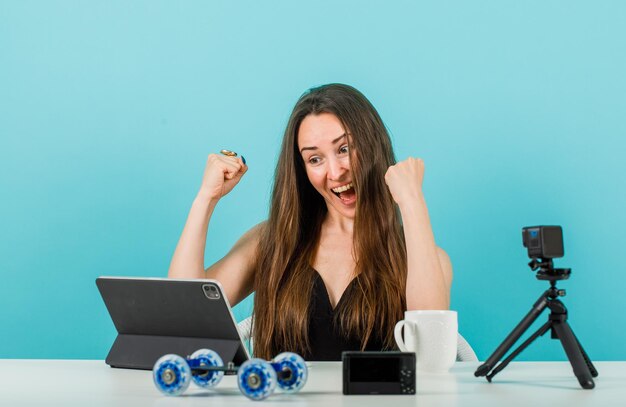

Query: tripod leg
[[486, 321, 551, 382], [475, 292, 549, 377], [570, 328, 598, 378], [551, 321, 595, 389]]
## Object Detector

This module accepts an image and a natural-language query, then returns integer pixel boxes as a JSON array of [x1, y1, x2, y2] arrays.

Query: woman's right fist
[[198, 153, 248, 202]]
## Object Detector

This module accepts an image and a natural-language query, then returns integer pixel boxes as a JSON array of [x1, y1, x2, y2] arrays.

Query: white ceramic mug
[[394, 310, 458, 373]]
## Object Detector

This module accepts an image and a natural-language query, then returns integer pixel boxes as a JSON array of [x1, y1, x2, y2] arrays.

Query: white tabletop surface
[[1, 360, 624, 406]]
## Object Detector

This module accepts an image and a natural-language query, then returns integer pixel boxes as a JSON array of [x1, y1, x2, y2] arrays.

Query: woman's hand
[[384, 157, 425, 206], [198, 153, 248, 203]]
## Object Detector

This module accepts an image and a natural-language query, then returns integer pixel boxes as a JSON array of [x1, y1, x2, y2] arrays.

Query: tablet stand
[[107, 334, 244, 371]]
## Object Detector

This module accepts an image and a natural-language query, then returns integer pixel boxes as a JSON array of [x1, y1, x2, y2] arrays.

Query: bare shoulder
[[230, 221, 266, 251], [436, 246, 453, 289], [205, 221, 266, 305]]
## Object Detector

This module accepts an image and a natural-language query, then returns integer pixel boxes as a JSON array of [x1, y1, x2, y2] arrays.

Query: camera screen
[[349, 357, 400, 382]]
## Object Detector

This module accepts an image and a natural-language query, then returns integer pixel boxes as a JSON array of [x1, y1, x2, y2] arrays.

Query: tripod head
[[528, 258, 571, 282]]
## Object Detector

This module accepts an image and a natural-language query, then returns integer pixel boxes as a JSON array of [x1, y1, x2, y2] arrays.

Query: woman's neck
[[323, 210, 354, 235]]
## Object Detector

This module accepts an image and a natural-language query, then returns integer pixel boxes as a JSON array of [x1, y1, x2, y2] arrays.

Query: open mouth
[[331, 182, 356, 204]]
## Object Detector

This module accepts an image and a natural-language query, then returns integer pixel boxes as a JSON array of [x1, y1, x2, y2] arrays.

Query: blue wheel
[[273, 352, 308, 393], [153, 354, 191, 396], [237, 359, 277, 400], [189, 348, 224, 388]]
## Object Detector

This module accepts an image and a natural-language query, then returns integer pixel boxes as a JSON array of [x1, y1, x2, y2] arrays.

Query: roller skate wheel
[[189, 348, 224, 388], [273, 352, 308, 393], [153, 354, 191, 396], [237, 359, 277, 400]]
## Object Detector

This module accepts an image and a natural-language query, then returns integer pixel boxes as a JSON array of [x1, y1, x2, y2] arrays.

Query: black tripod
[[474, 259, 598, 389]]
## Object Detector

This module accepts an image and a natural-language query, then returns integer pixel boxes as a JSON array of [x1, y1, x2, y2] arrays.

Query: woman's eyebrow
[[300, 133, 346, 153]]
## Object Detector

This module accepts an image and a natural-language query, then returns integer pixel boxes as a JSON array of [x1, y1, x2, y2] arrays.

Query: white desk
[[1, 360, 624, 406]]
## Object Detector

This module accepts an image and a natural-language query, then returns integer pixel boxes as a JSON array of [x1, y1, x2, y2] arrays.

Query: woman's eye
[[339, 145, 349, 154], [308, 157, 321, 165]]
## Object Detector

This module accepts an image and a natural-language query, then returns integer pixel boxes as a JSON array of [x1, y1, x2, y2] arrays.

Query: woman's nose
[[327, 157, 348, 180]]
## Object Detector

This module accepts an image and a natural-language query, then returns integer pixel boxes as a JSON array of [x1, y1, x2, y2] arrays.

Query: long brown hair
[[252, 84, 407, 359]]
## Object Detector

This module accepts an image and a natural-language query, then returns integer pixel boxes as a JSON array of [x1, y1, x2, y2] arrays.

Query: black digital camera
[[342, 351, 415, 395], [522, 226, 564, 259]]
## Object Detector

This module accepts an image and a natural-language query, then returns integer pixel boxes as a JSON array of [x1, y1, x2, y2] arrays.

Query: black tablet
[[96, 276, 250, 370]]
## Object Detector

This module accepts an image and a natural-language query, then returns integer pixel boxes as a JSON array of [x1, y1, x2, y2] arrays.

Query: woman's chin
[[327, 197, 356, 219], [320, 191, 357, 219]]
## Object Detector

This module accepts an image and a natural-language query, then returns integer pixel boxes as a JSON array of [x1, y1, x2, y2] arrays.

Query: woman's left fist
[[384, 157, 425, 205]]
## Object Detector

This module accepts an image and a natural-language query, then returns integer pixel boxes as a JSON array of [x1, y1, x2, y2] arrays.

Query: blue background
[[1, 1, 625, 361]]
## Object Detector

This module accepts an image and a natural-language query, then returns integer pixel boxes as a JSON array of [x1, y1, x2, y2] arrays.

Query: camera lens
[[210, 286, 217, 291]]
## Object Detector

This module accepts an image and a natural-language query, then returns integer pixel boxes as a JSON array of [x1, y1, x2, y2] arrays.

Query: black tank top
[[305, 272, 386, 361]]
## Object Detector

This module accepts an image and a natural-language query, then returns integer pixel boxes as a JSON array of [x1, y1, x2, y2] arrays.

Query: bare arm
[[399, 194, 452, 309], [168, 195, 218, 280], [168, 153, 257, 305], [385, 158, 453, 310], [204, 222, 264, 305]]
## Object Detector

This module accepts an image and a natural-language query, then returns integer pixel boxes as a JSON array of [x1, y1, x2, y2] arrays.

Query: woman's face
[[297, 113, 356, 219]]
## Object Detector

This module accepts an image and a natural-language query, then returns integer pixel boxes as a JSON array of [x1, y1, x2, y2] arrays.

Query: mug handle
[[394, 320, 408, 352]]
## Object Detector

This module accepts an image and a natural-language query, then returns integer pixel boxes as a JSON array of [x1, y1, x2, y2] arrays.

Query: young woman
[[168, 83, 452, 360]]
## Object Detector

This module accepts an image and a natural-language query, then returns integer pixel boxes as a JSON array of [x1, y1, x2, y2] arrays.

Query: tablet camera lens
[[202, 284, 220, 300]]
